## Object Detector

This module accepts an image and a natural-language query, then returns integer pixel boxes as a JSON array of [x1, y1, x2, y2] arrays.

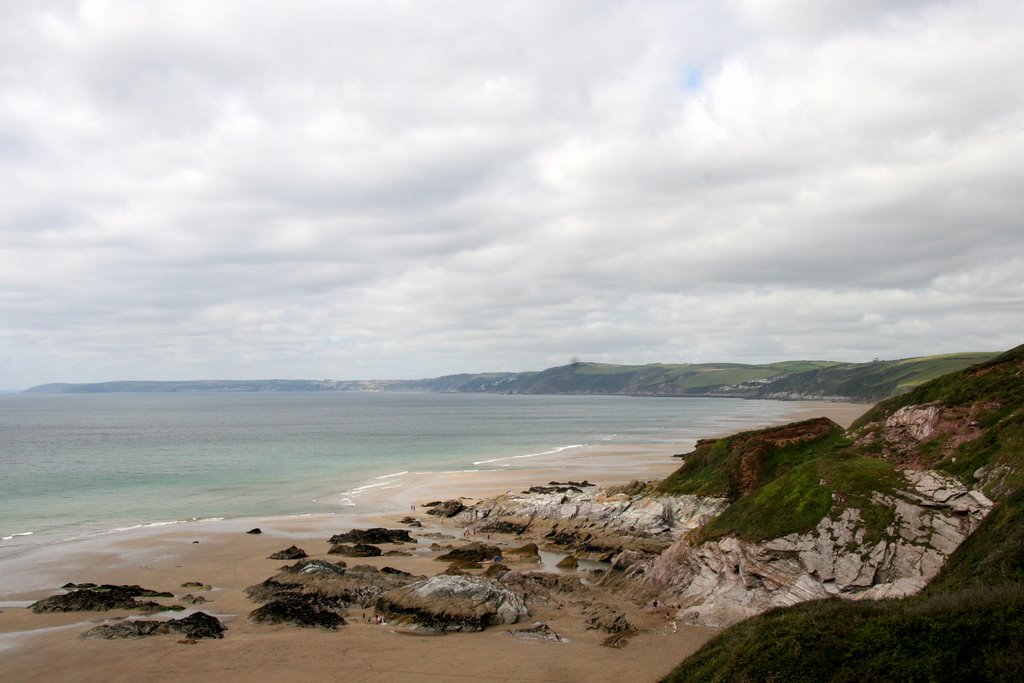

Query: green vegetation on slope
[[664, 343, 1024, 683], [664, 587, 1024, 683]]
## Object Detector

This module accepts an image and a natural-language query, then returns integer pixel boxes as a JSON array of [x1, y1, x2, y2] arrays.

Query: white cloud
[[1, 0, 1022, 387]]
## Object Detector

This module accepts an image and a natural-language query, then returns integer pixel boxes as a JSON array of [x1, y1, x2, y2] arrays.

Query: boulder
[[377, 575, 528, 632], [268, 545, 308, 560], [81, 612, 226, 640], [246, 528, 262, 535], [556, 555, 578, 570], [180, 594, 208, 605]]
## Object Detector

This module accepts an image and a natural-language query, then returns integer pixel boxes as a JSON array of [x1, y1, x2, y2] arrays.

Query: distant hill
[[24, 352, 997, 403], [394, 353, 998, 402]]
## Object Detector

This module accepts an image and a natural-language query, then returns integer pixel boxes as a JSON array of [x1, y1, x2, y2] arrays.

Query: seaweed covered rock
[[268, 545, 307, 560], [436, 542, 502, 564], [328, 528, 414, 545], [249, 594, 346, 630], [81, 611, 226, 639], [377, 575, 527, 632], [31, 585, 174, 613], [328, 543, 382, 557], [424, 500, 466, 518]]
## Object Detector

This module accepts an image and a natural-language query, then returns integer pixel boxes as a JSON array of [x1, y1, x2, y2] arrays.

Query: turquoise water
[[0, 392, 799, 550]]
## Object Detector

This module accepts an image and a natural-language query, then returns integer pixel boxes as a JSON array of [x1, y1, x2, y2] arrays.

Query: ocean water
[[0, 392, 799, 551]]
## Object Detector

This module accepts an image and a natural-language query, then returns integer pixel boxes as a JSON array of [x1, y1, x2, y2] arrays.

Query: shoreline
[[0, 400, 870, 682]]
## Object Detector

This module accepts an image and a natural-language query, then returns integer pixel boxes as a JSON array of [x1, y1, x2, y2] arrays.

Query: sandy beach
[[0, 401, 869, 682]]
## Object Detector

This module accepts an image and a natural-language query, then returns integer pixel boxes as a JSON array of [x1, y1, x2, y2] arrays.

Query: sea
[[0, 391, 800, 553]]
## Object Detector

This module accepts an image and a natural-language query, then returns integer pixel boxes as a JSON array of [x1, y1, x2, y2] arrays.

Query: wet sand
[[0, 401, 869, 682]]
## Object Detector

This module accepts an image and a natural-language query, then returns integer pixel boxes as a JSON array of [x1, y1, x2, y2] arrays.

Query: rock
[[377, 575, 528, 632], [249, 595, 347, 630], [435, 542, 502, 564], [505, 621, 566, 642], [282, 559, 347, 576], [611, 467, 995, 628], [180, 594, 209, 605], [485, 563, 511, 579], [328, 543, 382, 557], [425, 500, 467, 518], [246, 564, 423, 612], [247, 528, 262, 535], [329, 528, 414, 545], [81, 612, 226, 640], [31, 585, 174, 614], [179, 581, 211, 590], [583, 604, 633, 633], [509, 543, 541, 561], [400, 516, 423, 527], [556, 555, 578, 570], [268, 545, 308, 560]]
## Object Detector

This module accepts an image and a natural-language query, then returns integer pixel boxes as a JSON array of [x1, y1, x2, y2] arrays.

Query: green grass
[[663, 587, 1024, 683]]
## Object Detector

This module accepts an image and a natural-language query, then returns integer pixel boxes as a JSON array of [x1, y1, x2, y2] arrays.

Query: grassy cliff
[[663, 343, 1024, 682]]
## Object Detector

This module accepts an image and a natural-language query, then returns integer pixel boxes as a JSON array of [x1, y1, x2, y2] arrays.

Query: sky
[[2, 0, 1023, 388]]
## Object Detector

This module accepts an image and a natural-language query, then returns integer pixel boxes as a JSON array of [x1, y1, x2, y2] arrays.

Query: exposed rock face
[[611, 470, 993, 628], [377, 575, 528, 632], [31, 585, 174, 613], [455, 485, 727, 559], [81, 612, 226, 640], [268, 545, 307, 560], [246, 563, 421, 612], [866, 401, 987, 466], [180, 594, 208, 605], [328, 528, 414, 545]]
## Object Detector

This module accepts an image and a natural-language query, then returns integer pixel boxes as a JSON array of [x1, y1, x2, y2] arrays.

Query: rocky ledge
[[602, 469, 992, 627], [376, 574, 528, 632], [81, 611, 226, 640]]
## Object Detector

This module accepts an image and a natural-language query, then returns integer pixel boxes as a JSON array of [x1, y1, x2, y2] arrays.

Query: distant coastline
[[23, 351, 996, 403]]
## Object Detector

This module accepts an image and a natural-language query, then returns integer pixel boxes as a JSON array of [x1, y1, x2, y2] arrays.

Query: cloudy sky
[[2, 0, 1022, 388]]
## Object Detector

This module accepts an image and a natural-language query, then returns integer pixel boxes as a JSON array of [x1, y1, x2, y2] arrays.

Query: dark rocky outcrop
[[81, 612, 226, 640], [425, 500, 466, 518], [246, 563, 423, 612], [249, 594, 347, 630], [376, 575, 528, 632], [247, 528, 262, 535], [31, 585, 175, 613], [268, 545, 308, 560], [328, 543, 382, 557], [400, 516, 423, 527], [180, 594, 208, 605], [436, 542, 502, 564], [180, 581, 210, 590], [328, 528, 414, 545]]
